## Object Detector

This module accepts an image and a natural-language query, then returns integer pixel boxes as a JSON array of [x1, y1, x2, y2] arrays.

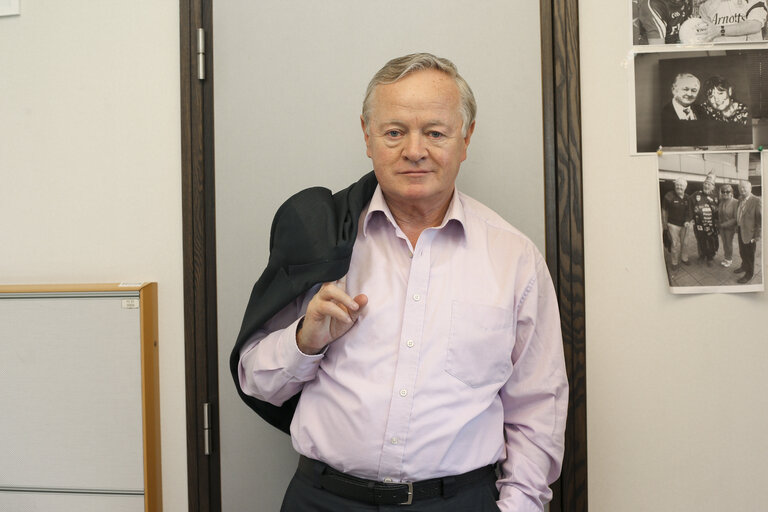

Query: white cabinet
[[0, 283, 161, 511]]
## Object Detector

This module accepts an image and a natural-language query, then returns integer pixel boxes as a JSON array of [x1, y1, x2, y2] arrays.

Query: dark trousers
[[280, 468, 501, 512], [694, 230, 718, 261], [738, 231, 756, 278]]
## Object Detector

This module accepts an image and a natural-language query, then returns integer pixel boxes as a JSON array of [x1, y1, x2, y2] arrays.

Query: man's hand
[[296, 279, 368, 355]]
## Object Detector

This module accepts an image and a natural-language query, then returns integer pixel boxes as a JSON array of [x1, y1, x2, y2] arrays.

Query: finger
[[318, 281, 360, 312], [314, 300, 354, 324]]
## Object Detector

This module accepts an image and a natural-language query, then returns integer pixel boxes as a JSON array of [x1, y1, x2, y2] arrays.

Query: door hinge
[[202, 402, 211, 455], [197, 28, 206, 80]]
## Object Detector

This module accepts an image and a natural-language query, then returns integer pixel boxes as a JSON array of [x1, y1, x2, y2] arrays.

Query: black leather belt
[[297, 455, 496, 506]]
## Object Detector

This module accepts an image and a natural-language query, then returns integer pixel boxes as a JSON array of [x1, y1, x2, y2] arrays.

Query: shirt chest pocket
[[445, 301, 514, 388]]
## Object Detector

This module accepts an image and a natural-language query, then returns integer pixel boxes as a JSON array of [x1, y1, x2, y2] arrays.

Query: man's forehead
[[369, 72, 461, 120], [675, 76, 699, 87]]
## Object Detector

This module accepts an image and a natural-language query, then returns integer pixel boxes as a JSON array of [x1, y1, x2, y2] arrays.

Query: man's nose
[[402, 133, 427, 161]]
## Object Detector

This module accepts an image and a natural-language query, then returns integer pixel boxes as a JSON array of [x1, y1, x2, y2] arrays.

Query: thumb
[[348, 294, 368, 322]]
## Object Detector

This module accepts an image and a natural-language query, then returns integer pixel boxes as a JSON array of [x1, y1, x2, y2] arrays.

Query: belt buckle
[[399, 482, 413, 505]]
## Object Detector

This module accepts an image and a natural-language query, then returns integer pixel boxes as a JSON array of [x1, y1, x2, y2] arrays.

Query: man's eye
[[386, 130, 401, 137], [428, 131, 444, 138]]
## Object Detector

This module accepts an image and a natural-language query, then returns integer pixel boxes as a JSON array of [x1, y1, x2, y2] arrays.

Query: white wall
[[581, 2, 768, 511], [0, 2, 187, 510]]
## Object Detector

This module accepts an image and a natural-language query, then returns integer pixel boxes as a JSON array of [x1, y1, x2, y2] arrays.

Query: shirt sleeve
[[237, 284, 324, 406], [496, 254, 569, 512], [746, 1, 768, 24], [639, 0, 667, 40]]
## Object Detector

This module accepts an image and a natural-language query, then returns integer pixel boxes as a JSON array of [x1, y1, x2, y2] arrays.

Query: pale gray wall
[[582, 1, 768, 510], [0, 3, 187, 510], [214, 1, 548, 510]]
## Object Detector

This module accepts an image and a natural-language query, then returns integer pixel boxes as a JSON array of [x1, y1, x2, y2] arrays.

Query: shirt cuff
[[278, 316, 324, 381], [497, 486, 544, 512]]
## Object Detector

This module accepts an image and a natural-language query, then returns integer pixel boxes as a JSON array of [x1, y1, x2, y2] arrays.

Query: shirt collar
[[362, 185, 467, 239], [673, 100, 695, 119]]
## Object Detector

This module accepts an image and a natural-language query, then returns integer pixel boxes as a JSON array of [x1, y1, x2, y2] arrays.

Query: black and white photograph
[[633, 49, 768, 153], [659, 151, 763, 293], [632, 0, 768, 45]]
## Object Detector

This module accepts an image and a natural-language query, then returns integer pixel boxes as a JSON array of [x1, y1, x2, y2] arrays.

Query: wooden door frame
[[179, 1, 586, 510]]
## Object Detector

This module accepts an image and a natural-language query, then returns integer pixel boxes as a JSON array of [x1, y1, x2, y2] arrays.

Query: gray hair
[[674, 177, 688, 188], [672, 73, 700, 88], [362, 53, 477, 137], [740, 179, 753, 192]]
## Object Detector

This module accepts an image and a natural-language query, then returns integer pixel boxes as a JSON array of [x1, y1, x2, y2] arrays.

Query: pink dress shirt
[[239, 185, 568, 511]]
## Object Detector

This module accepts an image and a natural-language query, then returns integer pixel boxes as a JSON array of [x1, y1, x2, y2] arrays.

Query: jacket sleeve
[[639, 0, 667, 41], [752, 197, 762, 241], [238, 285, 323, 406]]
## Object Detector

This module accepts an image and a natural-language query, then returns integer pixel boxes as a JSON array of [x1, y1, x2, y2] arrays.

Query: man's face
[[672, 76, 700, 107], [739, 181, 752, 197], [361, 69, 474, 213], [703, 181, 714, 194], [674, 181, 686, 197]]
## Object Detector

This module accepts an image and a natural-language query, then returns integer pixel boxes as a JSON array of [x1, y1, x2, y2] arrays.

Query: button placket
[[376, 233, 433, 480]]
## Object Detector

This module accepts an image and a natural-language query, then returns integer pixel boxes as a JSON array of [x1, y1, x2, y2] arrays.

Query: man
[[662, 177, 692, 270], [717, 183, 738, 267], [689, 173, 719, 266], [638, 0, 693, 43], [235, 54, 568, 511], [734, 179, 762, 283], [661, 73, 704, 148], [699, 0, 768, 42]]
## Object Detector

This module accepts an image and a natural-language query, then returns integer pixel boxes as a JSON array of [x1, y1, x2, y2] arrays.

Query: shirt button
[[406, 339, 415, 348], [384, 477, 393, 483], [390, 437, 399, 445], [399, 389, 408, 397], [412, 294, 421, 302]]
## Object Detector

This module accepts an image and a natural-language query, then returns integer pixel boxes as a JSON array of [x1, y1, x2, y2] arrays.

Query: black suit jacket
[[660, 101, 704, 148], [230, 171, 378, 434]]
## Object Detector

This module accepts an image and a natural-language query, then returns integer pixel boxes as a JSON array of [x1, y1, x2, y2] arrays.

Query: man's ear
[[460, 121, 476, 162], [463, 120, 476, 145], [361, 116, 372, 158]]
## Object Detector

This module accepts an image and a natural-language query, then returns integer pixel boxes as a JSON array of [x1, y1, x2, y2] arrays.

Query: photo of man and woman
[[633, 49, 768, 153]]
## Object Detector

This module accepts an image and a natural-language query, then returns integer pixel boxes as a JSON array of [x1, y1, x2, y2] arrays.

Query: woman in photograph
[[701, 76, 750, 126]]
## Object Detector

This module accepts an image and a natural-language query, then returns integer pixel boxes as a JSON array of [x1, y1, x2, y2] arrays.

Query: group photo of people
[[633, 49, 768, 153], [658, 152, 763, 292], [633, 0, 768, 45]]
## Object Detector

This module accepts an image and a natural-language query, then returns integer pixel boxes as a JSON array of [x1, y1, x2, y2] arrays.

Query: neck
[[383, 192, 453, 247]]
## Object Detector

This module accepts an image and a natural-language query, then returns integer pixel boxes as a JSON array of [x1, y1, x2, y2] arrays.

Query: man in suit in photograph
[[661, 72, 704, 147], [734, 179, 762, 283]]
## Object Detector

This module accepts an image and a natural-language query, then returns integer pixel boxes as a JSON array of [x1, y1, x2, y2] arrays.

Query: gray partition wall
[[213, 2, 548, 510]]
